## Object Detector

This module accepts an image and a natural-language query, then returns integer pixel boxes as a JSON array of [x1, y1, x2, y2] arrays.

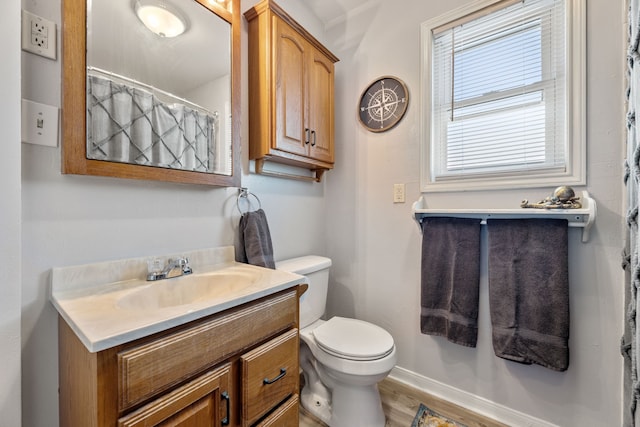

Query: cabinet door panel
[[156, 397, 212, 427], [308, 51, 335, 163], [274, 17, 308, 156], [118, 364, 230, 427]]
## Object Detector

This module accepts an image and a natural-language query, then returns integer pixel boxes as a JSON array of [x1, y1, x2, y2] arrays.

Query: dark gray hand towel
[[487, 218, 569, 371], [236, 209, 276, 269], [420, 217, 482, 347]]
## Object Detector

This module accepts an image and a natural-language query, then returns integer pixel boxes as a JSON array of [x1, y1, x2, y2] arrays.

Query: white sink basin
[[117, 270, 262, 310], [51, 247, 306, 352]]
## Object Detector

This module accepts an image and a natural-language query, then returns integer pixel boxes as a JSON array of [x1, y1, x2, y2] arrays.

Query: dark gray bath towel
[[487, 218, 569, 371], [420, 217, 482, 347], [237, 209, 276, 269]]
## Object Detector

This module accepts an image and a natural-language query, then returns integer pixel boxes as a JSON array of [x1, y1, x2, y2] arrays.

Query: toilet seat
[[312, 317, 395, 361]]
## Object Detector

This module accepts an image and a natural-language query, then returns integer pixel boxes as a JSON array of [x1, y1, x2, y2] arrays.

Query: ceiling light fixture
[[206, 0, 228, 7], [134, 0, 188, 38]]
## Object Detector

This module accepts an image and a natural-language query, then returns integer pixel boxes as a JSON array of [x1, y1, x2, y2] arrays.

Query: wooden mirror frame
[[62, 0, 241, 187]]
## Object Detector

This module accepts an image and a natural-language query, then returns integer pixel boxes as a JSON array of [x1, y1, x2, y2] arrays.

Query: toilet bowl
[[276, 256, 397, 427], [300, 317, 397, 426]]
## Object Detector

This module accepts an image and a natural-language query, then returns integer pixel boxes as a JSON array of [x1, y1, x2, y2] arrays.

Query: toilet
[[276, 256, 397, 427]]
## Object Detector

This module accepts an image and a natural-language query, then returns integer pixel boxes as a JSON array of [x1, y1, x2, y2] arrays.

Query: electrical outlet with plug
[[22, 10, 56, 60]]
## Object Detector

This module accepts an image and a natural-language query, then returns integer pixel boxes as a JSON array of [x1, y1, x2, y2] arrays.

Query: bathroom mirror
[[62, 0, 240, 186]]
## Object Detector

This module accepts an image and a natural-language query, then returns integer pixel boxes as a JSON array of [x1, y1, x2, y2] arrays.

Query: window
[[421, 0, 585, 192]]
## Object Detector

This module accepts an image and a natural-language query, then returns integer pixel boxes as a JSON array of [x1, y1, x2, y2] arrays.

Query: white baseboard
[[388, 366, 560, 427]]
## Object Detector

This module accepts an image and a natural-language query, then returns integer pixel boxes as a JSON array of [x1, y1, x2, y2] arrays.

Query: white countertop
[[50, 247, 306, 353]]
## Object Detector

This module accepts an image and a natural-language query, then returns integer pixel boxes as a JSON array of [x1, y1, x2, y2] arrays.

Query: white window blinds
[[429, 0, 567, 182]]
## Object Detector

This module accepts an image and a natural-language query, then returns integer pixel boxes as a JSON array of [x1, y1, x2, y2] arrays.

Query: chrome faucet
[[146, 257, 193, 281]]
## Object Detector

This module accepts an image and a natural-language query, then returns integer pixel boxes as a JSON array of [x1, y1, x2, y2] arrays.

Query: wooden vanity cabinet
[[245, 0, 339, 182], [58, 287, 302, 427]]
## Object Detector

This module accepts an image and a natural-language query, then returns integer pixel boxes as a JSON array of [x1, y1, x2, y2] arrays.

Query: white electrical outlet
[[22, 99, 59, 147], [393, 183, 405, 203], [22, 10, 56, 60]]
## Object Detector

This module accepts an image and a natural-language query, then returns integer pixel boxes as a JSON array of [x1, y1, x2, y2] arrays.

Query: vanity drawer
[[240, 328, 299, 425], [117, 290, 297, 411], [254, 394, 299, 427]]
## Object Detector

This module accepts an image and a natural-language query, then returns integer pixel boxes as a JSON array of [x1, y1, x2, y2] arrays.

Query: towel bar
[[237, 188, 262, 214], [412, 191, 597, 243], [254, 158, 325, 182]]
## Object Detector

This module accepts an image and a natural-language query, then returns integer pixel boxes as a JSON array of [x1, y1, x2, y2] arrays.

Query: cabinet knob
[[305, 128, 310, 145], [311, 130, 316, 147]]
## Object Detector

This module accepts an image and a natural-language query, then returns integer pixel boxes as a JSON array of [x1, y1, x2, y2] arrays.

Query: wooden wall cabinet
[[245, 0, 339, 182], [58, 288, 302, 427]]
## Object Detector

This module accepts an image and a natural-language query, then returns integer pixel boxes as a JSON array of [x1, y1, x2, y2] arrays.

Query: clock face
[[358, 76, 409, 132]]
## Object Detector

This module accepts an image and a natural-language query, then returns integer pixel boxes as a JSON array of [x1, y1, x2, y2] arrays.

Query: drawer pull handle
[[311, 130, 316, 146], [263, 368, 287, 385], [305, 128, 310, 145], [221, 391, 230, 426]]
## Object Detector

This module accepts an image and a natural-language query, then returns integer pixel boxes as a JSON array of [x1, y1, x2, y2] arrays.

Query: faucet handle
[[179, 257, 192, 275], [146, 258, 165, 281]]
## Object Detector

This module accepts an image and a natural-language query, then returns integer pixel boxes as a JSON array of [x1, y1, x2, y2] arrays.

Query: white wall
[[0, 1, 22, 426], [19, 0, 326, 426], [325, 0, 626, 426]]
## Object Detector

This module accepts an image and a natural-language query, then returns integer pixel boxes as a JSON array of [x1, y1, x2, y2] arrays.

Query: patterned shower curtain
[[86, 74, 217, 172], [624, 0, 640, 425]]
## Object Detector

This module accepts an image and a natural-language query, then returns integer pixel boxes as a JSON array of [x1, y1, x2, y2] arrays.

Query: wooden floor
[[299, 377, 509, 427]]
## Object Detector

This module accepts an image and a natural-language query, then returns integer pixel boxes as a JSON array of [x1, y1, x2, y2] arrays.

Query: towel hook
[[237, 188, 262, 214]]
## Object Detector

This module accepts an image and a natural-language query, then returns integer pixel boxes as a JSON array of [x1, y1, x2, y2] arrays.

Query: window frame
[[420, 0, 586, 192]]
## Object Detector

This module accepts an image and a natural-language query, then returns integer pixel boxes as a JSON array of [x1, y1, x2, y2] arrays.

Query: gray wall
[[12, 0, 627, 426], [325, 0, 625, 426], [19, 0, 327, 425], [1, 1, 22, 425]]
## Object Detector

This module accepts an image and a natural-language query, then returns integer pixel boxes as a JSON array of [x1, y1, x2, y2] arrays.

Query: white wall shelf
[[412, 191, 596, 243]]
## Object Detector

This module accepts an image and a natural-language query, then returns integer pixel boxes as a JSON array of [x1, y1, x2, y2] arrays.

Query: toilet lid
[[312, 317, 394, 361]]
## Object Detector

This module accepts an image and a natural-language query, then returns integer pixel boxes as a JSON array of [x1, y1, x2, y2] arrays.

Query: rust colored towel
[[420, 217, 482, 347], [487, 218, 569, 371]]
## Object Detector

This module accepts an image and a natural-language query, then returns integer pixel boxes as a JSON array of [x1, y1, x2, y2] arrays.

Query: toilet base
[[300, 382, 386, 427], [329, 382, 386, 427], [300, 385, 332, 425]]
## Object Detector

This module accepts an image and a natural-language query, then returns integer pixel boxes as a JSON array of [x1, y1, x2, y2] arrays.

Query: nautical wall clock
[[358, 76, 409, 132]]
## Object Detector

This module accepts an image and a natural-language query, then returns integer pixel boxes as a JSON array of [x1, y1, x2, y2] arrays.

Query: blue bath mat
[[411, 403, 468, 427]]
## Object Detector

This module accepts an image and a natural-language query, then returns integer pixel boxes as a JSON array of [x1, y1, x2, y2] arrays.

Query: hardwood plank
[[299, 404, 327, 427], [298, 377, 509, 427]]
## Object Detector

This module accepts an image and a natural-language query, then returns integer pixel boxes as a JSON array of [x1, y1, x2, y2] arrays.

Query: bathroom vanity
[[52, 247, 305, 427]]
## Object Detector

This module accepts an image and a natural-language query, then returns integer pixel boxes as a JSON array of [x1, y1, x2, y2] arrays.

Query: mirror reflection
[[86, 0, 232, 175]]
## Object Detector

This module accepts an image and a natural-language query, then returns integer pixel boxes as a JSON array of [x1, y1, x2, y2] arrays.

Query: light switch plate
[[393, 183, 406, 203], [22, 99, 59, 147]]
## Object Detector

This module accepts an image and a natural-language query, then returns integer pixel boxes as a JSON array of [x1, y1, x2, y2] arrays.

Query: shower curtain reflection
[[86, 73, 218, 173]]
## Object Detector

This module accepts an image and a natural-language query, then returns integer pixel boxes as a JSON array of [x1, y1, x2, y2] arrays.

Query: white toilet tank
[[276, 256, 332, 328]]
